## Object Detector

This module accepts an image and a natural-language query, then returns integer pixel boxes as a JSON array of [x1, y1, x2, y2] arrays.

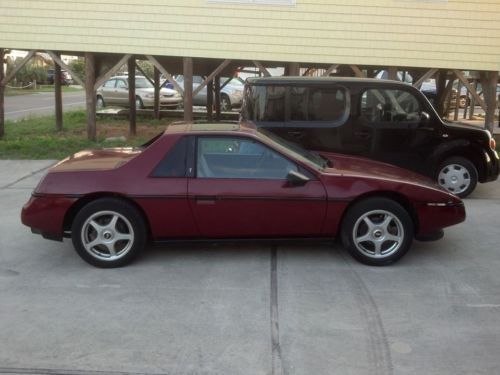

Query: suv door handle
[[355, 131, 371, 139]]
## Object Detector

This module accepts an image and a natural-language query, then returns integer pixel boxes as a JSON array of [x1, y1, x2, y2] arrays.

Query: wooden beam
[[207, 79, 214, 122], [0, 48, 5, 139], [46, 51, 85, 88], [468, 80, 478, 120], [54, 52, 63, 131], [1, 50, 35, 86], [154, 66, 160, 120], [192, 59, 231, 98], [94, 54, 131, 91], [322, 64, 339, 77], [85, 52, 97, 141], [413, 68, 439, 89], [287, 62, 300, 76], [388, 67, 398, 81], [128, 57, 136, 136], [183, 57, 193, 122], [453, 69, 486, 110], [253, 61, 271, 77], [349, 65, 366, 78], [145, 55, 184, 95], [215, 76, 221, 121], [135, 63, 154, 86]]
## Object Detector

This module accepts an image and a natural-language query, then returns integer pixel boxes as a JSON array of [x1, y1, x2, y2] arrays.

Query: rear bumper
[[21, 194, 76, 240]]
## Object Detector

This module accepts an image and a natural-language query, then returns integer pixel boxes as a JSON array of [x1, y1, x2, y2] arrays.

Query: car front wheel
[[437, 157, 477, 198], [71, 198, 147, 268], [341, 198, 414, 266], [220, 94, 231, 112]]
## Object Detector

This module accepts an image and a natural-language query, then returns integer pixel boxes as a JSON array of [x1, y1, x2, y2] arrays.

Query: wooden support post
[[288, 62, 300, 76], [349, 65, 366, 78], [85, 52, 97, 141], [54, 52, 63, 131], [388, 67, 398, 81], [454, 81, 461, 121], [322, 64, 338, 77], [183, 57, 193, 122], [207, 79, 214, 122], [253, 61, 271, 77], [469, 80, 477, 120], [128, 57, 136, 136], [154, 66, 160, 120], [215, 75, 221, 122], [0, 48, 5, 139], [481, 70, 499, 133]]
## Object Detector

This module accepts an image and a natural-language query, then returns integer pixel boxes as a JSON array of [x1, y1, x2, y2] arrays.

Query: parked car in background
[[96, 75, 182, 109], [47, 69, 73, 85], [21, 122, 466, 268], [165, 75, 244, 111], [241, 77, 499, 198]]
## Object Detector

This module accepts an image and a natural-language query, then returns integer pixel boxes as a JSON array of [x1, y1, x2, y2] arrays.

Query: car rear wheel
[[71, 198, 147, 268], [96, 96, 105, 109], [341, 198, 414, 266], [437, 157, 477, 198]]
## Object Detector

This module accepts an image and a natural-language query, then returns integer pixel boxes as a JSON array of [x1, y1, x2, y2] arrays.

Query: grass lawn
[[5, 86, 83, 96], [0, 111, 179, 159]]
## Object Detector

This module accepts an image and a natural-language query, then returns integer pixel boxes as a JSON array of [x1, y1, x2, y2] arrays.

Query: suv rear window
[[243, 85, 349, 127]]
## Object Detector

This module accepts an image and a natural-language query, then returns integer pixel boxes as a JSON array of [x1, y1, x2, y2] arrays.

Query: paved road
[[0, 161, 499, 374], [5, 90, 85, 121]]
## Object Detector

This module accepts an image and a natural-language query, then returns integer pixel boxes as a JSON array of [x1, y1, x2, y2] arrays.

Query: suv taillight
[[491, 137, 497, 151]]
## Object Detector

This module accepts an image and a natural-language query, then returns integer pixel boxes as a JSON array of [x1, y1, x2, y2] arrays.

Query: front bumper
[[482, 149, 499, 183], [21, 194, 77, 241], [415, 201, 466, 237]]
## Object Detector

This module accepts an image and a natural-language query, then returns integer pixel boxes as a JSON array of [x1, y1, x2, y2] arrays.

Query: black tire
[[135, 96, 144, 109], [220, 94, 231, 112], [341, 198, 414, 266], [71, 198, 147, 268], [436, 156, 477, 198], [96, 95, 105, 109]]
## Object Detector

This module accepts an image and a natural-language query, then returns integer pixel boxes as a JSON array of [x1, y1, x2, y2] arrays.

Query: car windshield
[[136, 77, 153, 89], [257, 128, 330, 170]]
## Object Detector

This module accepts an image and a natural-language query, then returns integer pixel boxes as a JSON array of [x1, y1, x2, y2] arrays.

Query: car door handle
[[195, 196, 216, 205]]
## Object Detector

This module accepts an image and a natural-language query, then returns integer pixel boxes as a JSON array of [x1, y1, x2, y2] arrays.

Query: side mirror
[[286, 170, 310, 187]]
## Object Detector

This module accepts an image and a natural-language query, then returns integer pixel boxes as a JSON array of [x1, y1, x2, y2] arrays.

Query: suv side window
[[361, 89, 421, 125], [245, 85, 349, 127], [196, 136, 297, 179]]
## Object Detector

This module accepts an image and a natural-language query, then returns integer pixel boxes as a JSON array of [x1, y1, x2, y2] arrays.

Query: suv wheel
[[436, 157, 478, 198]]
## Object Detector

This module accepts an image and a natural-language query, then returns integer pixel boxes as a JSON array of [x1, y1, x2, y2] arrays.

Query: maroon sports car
[[22, 122, 465, 268]]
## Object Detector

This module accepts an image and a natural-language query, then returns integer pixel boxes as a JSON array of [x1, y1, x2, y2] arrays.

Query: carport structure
[[0, 0, 499, 140]]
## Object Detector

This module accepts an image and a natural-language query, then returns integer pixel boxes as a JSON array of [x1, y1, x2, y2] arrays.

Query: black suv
[[241, 77, 499, 197]]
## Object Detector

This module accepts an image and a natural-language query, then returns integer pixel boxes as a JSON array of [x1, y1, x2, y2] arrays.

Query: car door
[[115, 79, 129, 105], [188, 135, 327, 238], [100, 79, 117, 105], [356, 88, 438, 175]]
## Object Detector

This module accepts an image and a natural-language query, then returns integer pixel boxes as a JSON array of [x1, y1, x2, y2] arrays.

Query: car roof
[[246, 76, 410, 86]]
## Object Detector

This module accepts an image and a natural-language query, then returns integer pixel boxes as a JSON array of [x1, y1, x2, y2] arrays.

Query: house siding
[[0, 0, 499, 70]]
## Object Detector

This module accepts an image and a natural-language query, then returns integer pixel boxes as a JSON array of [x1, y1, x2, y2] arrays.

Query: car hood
[[319, 152, 442, 190], [51, 148, 141, 172]]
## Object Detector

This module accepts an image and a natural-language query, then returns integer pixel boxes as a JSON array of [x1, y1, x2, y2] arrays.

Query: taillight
[[491, 137, 497, 151]]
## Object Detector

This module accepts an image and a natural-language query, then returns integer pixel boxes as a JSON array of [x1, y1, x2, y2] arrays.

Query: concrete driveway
[[1, 161, 499, 375]]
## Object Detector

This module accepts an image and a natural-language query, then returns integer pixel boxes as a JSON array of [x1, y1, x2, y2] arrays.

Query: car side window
[[361, 89, 421, 125], [103, 79, 116, 88], [196, 137, 297, 179], [116, 80, 127, 89], [151, 137, 188, 177]]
